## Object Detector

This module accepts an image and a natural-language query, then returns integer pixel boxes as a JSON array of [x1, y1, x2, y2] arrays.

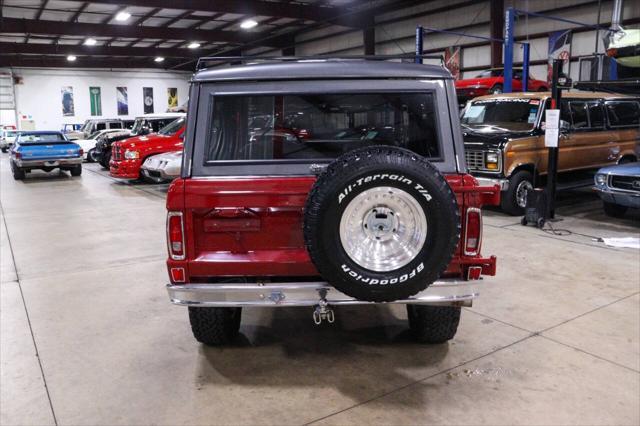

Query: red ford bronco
[[166, 57, 500, 346]]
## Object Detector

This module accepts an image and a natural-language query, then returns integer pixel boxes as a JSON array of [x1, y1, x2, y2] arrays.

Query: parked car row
[[93, 112, 184, 168]]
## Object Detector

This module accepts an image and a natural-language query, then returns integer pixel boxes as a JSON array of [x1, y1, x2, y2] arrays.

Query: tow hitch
[[313, 289, 335, 325]]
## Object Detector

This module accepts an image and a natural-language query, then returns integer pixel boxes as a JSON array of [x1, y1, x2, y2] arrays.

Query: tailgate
[[20, 143, 80, 160], [184, 176, 319, 278]]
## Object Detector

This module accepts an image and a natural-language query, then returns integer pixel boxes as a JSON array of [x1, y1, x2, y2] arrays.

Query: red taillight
[[79, 148, 84, 156], [167, 212, 185, 260], [464, 207, 482, 255], [14, 151, 22, 159]]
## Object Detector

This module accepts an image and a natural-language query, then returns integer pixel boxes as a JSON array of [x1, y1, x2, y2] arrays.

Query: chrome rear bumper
[[166, 279, 480, 307], [15, 157, 82, 167], [475, 176, 509, 191]]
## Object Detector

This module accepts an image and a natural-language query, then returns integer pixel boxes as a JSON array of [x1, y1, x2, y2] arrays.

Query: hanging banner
[[61, 86, 74, 116], [547, 30, 572, 83], [444, 46, 462, 80], [89, 86, 102, 116], [167, 87, 178, 108], [143, 87, 154, 114], [117, 86, 128, 116]]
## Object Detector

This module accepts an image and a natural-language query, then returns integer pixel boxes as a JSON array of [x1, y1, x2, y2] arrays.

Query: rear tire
[[70, 164, 82, 176], [99, 151, 111, 169], [1, 147, 7, 153], [501, 170, 534, 216], [87, 149, 95, 163], [603, 201, 627, 218], [489, 84, 503, 94], [188, 307, 242, 346], [11, 161, 25, 180], [407, 305, 461, 344]]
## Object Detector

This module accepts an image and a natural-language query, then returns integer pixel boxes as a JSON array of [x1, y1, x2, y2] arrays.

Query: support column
[[490, 0, 504, 67], [364, 26, 375, 55], [503, 7, 515, 93]]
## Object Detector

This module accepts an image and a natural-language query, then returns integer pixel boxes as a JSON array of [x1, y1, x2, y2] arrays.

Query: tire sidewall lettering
[[337, 172, 432, 205], [341, 262, 425, 286]]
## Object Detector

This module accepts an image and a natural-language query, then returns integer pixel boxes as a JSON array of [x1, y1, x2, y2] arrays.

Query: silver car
[[1, 129, 19, 152], [140, 150, 182, 183]]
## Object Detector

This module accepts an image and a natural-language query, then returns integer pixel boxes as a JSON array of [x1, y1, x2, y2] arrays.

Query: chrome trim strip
[[166, 279, 479, 307]]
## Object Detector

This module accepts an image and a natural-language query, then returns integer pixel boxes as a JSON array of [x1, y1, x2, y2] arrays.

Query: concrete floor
[[1, 159, 639, 426]]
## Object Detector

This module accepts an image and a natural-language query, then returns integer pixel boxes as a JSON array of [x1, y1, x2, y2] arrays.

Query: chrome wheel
[[339, 186, 427, 272], [516, 180, 533, 208]]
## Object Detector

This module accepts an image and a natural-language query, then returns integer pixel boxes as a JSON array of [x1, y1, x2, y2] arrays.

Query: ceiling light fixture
[[115, 11, 131, 21], [240, 19, 258, 29], [84, 38, 97, 46], [187, 42, 201, 49], [154, 57, 165, 63], [67, 55, 77, 61]]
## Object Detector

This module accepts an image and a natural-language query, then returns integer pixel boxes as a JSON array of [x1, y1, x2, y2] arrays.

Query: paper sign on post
[[545, 109, 560, 147], [545, 128, 559, 147]]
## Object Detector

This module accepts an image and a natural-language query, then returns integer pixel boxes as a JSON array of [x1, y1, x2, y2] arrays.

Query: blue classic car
[[594, 162, 640, 217], [9, 131, 83, 180]]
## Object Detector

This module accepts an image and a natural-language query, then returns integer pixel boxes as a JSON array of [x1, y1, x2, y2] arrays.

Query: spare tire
[[304, 146, 461, 302]]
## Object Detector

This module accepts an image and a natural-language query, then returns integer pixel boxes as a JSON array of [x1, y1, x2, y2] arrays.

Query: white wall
[[11, 68, 191, 131]]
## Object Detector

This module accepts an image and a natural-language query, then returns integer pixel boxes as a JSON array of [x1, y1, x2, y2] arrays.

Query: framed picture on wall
[[117, 86, 128, 115], [167, 87, 178, 108], [143, 87, 154, 114], [90, 87, 102, 116], [61, 86, 74, 116]]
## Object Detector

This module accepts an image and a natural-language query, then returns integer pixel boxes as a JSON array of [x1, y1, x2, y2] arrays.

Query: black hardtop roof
[[193, 60, 452, 83]]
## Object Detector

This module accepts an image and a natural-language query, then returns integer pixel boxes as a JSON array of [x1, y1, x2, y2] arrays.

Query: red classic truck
[[165, 58, 500, 346], [110, 117, 185, 180]]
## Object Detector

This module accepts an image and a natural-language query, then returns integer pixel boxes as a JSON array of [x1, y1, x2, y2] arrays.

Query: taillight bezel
[[463, 207, 483, 256], [167, 211, 186, 260]]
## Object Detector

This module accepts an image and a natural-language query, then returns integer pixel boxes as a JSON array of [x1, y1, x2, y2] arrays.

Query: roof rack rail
[[195, 54, 445, 71]]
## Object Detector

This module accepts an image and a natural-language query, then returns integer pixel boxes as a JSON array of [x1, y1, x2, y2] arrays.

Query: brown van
[[460, 91, 639, 214]]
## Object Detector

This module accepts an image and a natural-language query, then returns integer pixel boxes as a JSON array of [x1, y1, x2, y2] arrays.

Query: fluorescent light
[[187, 42, 200, 49], [240, 19, 258, 29], [84, 38, 97, 46], [67, 55, 77, 61], [154, 57, 165, 63], [115, 11, 131, 21]]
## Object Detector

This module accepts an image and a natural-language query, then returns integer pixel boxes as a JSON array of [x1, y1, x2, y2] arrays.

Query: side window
[[587, 102, 604, 129], [513, 69, 523, 80], [606, 101, 640, 128], [96, 122, 107, 131], [109, 122, 122, 129], [569, 102, 588, 129]]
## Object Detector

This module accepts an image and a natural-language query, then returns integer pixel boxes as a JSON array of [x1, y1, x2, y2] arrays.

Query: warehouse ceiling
[[0, 0, 419, 70]]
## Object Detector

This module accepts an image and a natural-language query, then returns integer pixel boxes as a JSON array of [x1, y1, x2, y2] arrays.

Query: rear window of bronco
[[204, 92, 441, 165]]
